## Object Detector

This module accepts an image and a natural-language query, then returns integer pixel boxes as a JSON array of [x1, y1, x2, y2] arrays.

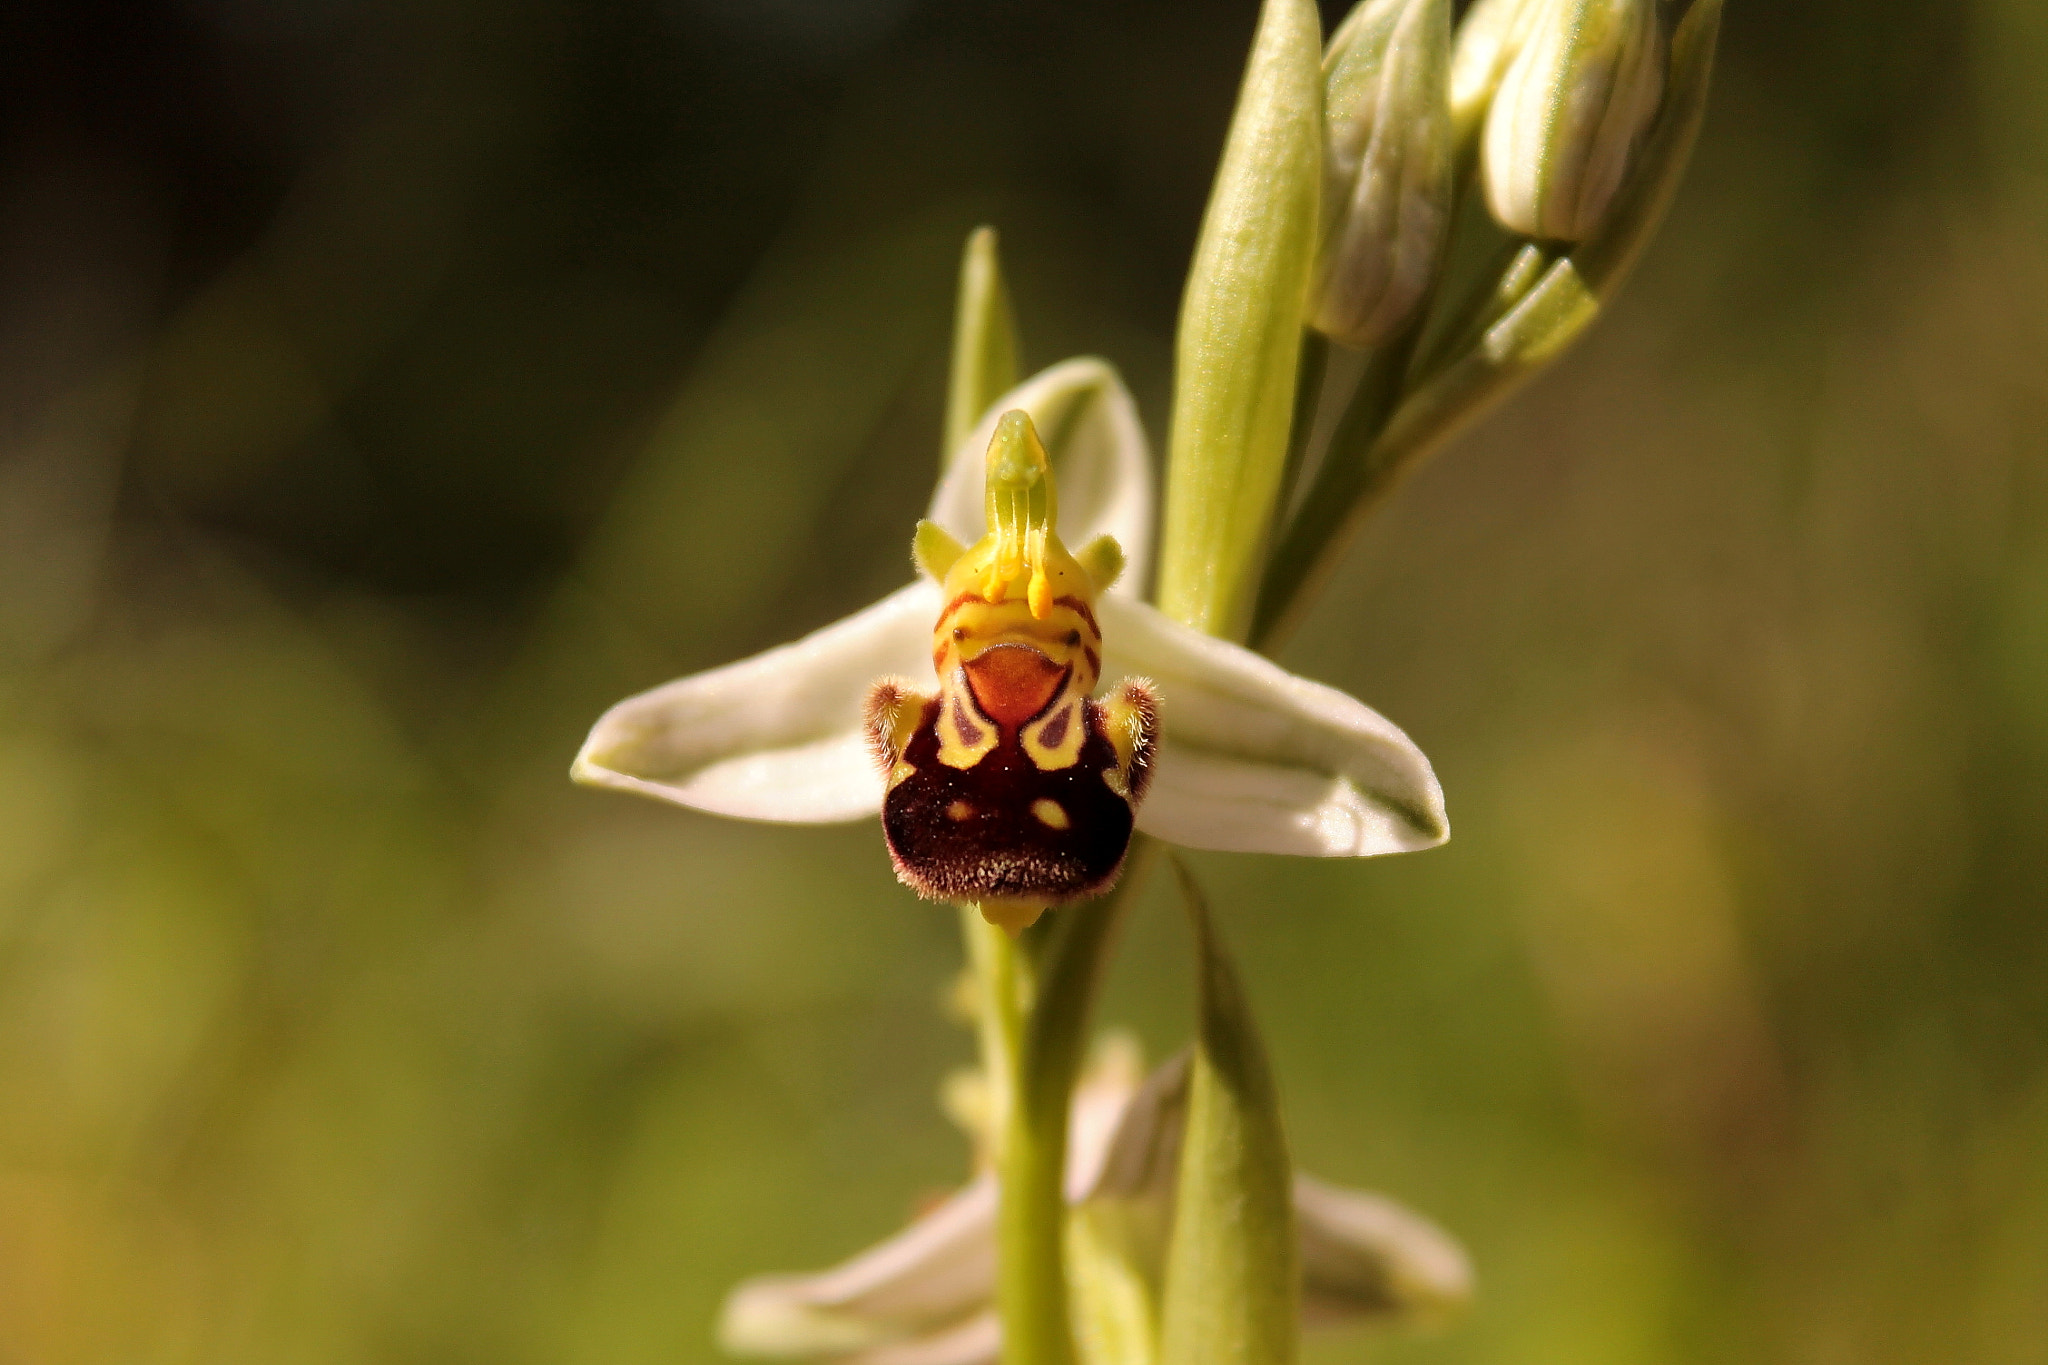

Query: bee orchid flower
[[572, 357, 1448, 927]]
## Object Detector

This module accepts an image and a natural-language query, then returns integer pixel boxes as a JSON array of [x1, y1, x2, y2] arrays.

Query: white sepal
[[718, 1049, 1140, 1364], [1096, 595, 1448, 857], [719, 1176, 998, 1360], [926, 358, 1154, 592], [1296, 1174, 1474, 1325], [571, 580, 940, 822], [717, 1051, 1470, 1362]]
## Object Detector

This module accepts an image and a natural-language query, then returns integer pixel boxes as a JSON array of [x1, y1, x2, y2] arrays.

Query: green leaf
[[1157, 859, 1299, 1365], [1156, 0, 1323, 640], [946, 225, 1022, 460], [1067, 1204, 1160, 1365]]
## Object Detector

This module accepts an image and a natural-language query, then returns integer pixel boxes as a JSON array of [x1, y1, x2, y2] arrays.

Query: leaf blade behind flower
[[1156, 0, 1324, 640], [1157, 860, 1299, 1365]]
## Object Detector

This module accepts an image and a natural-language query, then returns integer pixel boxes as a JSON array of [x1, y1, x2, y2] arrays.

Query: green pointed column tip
[[986, 410, 1056, 549], [1157, 0, 1324, 640], [946, 226, 1022, 458]]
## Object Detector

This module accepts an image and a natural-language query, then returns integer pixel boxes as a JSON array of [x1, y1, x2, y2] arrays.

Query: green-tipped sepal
[[946, 226, 1022, 457]]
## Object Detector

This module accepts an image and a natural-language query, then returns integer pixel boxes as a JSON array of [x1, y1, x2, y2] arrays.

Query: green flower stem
[[975, 841, 1158, 1365], [963, 904, 1028, 1154], [1251, 302, 1430, 651], [1271, 329, 1330, 532], [963, 906, 1064, 1365], [1250, 254, 1592, 650], [966, 912, 1067, 1365]]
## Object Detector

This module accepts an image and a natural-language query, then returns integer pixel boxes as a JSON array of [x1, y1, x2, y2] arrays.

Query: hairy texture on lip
[[881, 697, 1136, 905]]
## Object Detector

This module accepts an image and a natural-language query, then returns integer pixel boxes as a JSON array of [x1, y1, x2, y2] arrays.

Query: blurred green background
[[3, 1, 2046, 1361]]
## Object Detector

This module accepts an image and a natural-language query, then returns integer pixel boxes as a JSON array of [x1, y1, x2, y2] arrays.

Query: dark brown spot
[[951, 693, 985, 747], [1034, 704, 1071, 750], [1082, 646, 1100, 679]]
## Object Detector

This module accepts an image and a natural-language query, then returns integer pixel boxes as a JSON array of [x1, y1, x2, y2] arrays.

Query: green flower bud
[[1482, 0, 1666, 242], [1448, 0, 1547, 149], [1308, 0, 1454, 350]]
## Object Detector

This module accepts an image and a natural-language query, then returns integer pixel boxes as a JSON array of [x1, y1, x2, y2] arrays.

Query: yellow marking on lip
[[947, 800, 974, 821], [1030, 798, 1070, 830], [935, 674, 1000, 770], [1022, 699, 1085, 772]]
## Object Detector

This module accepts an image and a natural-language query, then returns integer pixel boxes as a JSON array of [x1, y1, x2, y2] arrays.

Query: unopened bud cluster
[[1310, 0, 1672, 343]]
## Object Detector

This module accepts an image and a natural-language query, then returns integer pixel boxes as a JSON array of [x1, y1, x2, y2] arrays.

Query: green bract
[[1156, 0, 1323, 641], [1156, 863, 1298, 1365]]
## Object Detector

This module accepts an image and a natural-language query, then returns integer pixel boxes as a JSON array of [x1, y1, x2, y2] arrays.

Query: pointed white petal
[[1295, 1175, 1473, 1326], [841, 1314, 999, 1365], [573, 580, 939, 823], [927, 358, 1154, 591], [1095, 596, 1448, 856], [1064, 1033, 1150, 1200], [1084, 1050, 1190, 1202], [719, 1176, 997, 1358]]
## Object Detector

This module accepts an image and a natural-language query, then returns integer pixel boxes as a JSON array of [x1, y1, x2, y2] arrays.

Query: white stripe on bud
[[1309, 0, 1454, 350], [1482, 0, 1666, 243]]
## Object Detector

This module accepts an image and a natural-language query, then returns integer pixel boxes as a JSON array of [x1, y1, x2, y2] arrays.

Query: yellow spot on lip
[[947, 800, 974, 821], [1031, 798, 1069, 830]]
